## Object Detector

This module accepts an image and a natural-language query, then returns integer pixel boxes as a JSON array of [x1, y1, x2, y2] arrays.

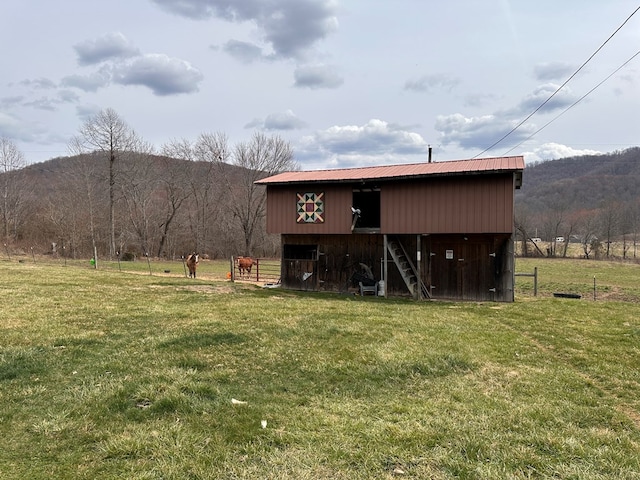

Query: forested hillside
[[1, 115, 300, 261], [1, 152, 279, 260], [517, 147, 640, 211], [3, 146, 639, 261], [516, 147, 640, 258]]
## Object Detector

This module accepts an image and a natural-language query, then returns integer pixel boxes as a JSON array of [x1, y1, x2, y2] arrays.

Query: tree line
[[515, 148, 640, 260], [0, 108, 297, 260]]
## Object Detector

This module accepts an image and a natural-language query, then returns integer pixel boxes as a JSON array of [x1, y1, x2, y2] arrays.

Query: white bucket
[[378, 280, 385, 296]]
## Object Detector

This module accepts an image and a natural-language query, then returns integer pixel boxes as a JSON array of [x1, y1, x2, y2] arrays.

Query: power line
[[502, 48, 640, 156], [473, 5, 640, 159]]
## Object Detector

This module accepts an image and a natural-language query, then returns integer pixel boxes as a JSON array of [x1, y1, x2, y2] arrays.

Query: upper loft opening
[[352, 187, 380, 232]]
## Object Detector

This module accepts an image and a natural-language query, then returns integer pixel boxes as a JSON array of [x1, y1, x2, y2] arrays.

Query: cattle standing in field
[[186, 253, 199, 278], [236, 256, 257, 279]]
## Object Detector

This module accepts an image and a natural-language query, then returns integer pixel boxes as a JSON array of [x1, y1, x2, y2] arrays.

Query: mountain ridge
[[517, 147, 640, 212]]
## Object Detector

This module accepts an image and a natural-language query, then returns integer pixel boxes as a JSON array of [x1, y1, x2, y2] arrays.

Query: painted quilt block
[[297, 192, 324, 223]]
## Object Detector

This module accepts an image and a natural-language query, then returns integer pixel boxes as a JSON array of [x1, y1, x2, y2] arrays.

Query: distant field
[[518, 240, 640, 261], [515, 257, 640, 302], [1, 257, 639, 478]]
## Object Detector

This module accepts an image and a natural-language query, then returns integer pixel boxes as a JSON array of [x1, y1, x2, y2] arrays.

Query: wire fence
[[7, 251, 640, 302], [0, 251, 282, 284]]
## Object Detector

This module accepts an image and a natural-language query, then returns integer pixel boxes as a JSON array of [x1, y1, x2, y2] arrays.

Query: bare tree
[[194, 132, 231, 254], [154, 141, 201, 257], [160, 133, 238, 258], [540, 197, 569, 257], [64, 154, 107, 257], [617, 200, 637, 259], [228, 132, 297, 255], [118, 155, 160, 256], [0, 138, 27, 241], [598, 202, 621, 258], [630, 199, 640, 259], [515, 204, 537, 257], [572, 209, 598, 259], [161, 135, 223, 254], [69, 108, 151, 258]]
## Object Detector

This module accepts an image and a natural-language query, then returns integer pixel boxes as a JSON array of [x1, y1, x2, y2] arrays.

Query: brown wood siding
[[265, 173, 516, 235], [281, 234, 384, 292], [279, 233, 515, 301], [381, 174, 514, 234], [265, 185, 353, 234]]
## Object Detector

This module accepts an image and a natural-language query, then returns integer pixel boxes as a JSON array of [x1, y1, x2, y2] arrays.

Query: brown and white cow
[[236, 256, 257, 278], [186, 253, 199, 278]]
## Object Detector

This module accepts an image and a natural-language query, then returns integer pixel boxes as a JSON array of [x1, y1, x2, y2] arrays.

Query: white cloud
[[434, 113, 537, 151], [533, 62, 575, 81], [245, 110, 308, 130], [112, 54, 204, 96], [264, 110, 308, 130], [221, 40, 265, 64], [74, 32, 140, 66], [293, 64, 343, 89], [296, 119, 428, 169], [510, 83, 578, 116], [435, 83, 581, 152], [522, 143, 602, 163], [259, 0, 339, 59], [61, 68, 112, 92], [152, 0, 338, 60]]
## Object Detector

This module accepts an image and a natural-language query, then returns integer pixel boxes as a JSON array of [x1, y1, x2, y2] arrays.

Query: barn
[[256, 156, 524, 302]]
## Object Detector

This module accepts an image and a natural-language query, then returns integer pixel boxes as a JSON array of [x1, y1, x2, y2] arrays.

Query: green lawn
[[516, 257, 640, 302], [1, 258, 639, 479]]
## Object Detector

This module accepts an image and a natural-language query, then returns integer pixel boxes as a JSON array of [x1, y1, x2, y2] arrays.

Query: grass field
[[1, 257, 640, 479]]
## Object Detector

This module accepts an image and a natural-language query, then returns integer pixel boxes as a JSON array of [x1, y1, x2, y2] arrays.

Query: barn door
[[429, 243, 457, 300], [429, 237, 494, 301], [458, 242, 493, 301]]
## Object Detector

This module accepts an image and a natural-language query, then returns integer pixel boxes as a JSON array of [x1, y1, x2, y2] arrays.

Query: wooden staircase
[[386, 237, 431, 300]]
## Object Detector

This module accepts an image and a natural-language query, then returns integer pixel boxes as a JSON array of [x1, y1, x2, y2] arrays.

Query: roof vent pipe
[[428, 145, 432, 163]]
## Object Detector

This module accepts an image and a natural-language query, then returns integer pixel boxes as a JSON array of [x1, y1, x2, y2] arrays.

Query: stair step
[[388, 237, 432, 299]]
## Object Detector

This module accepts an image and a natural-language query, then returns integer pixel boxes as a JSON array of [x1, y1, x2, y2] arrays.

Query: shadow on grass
[[158, 332, 247, 349], [0, 347, 48, 381]]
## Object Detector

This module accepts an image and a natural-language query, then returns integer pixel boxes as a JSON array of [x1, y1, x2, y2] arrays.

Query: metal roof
[[256, 156, 525, 185]]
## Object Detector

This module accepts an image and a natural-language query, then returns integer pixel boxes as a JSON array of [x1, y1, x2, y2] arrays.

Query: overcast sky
[[1, 1, 639, 169]]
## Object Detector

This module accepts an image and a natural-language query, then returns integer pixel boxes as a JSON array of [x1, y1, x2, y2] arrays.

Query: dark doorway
[[352, 188, 380, 230]]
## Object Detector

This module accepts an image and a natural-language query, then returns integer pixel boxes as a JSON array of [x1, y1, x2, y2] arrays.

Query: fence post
[[534, 266, 538, 297]]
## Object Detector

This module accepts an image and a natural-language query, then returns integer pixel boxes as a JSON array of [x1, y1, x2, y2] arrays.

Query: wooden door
[[429, 237, 495, 301]]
